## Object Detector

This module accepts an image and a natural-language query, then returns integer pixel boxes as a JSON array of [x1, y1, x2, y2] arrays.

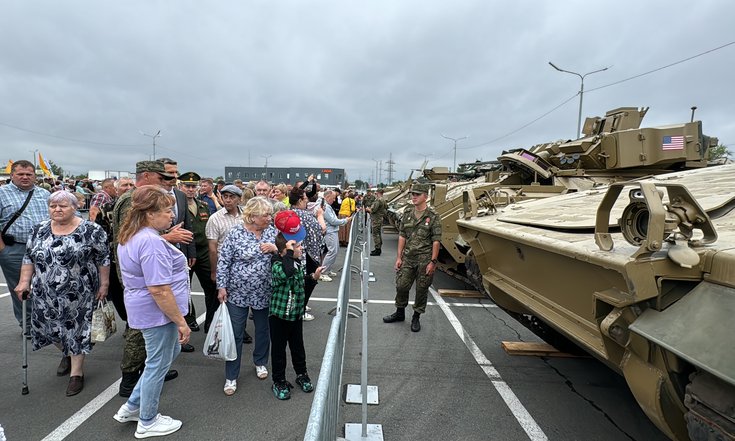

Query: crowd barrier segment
[[304, 210, 363, 441]]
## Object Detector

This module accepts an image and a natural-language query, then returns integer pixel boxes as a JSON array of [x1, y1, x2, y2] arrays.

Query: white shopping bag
[[203, 303, 237, 361]]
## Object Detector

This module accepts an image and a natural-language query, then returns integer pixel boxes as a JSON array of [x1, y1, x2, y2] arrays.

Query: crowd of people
[[1, 158, 440, 438]]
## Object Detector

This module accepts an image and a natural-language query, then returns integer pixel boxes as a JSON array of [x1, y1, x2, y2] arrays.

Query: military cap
[[410, 183, 431, 194], [179, 171, 201, 185], [136, 160, 175, 178]]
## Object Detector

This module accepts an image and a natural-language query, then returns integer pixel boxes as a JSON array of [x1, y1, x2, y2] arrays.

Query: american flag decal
[[662, 135, 685, 150]]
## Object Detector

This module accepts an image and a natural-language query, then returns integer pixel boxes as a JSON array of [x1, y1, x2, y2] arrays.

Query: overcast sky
[[1, 1, 733, 183]]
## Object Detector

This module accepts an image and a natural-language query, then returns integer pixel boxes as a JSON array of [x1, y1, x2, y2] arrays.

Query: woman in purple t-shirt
[[112, 186, 191, 438]]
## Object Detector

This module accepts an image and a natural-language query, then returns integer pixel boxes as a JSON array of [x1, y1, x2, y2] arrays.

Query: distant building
[[224, 166, 346, 186]]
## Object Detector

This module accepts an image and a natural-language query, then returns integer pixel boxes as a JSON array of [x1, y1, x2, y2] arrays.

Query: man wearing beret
[[112, 160, 194, 397], [383, 183, 441, 332]]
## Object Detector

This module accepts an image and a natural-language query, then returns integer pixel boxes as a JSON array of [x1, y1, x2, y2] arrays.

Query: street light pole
[[441, 134, 468, 172], [29, 149, 38, 169], [372, 159, 379, 187], [140, 130, 162, 160], [548, 62, 609, 139]]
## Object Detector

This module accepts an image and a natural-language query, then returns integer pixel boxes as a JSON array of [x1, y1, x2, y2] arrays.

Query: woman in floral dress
[[15, 190, 110, 396]]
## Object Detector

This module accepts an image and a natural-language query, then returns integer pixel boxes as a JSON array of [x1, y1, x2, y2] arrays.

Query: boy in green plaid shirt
[[270, 210, 325, 400]]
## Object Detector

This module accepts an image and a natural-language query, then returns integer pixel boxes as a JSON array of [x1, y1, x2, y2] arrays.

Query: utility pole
[[385, 153, 395, 184], [372, 158, 380, 187], [261, 155, 272, 182], [441, 134, 468, 172], [140, 130, 162, 160]]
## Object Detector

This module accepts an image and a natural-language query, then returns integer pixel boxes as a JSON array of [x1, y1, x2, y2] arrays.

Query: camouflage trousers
[[395, 254, 434, 314], [371, 219, 383, 250], [121, 326, 146, 374]]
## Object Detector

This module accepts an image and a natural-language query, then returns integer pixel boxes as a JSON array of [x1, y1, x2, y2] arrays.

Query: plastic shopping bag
[[91, 299, 117, 342], [203, 303, 237, 361]]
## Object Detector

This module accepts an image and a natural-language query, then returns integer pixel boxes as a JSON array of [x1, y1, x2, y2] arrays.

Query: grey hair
[[323, 190, 334, 198], [115, 177, 133, 189], [49, 190, 79, 208], [272, 201, 287, 215], [242, 196, 274, 225]]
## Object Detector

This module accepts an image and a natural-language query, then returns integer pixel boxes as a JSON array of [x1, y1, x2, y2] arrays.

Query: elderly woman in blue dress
[[15, 190, 110, 396], [217, 196, 277, 395]]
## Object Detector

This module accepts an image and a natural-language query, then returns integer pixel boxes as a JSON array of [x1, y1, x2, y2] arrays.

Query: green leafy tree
[[47, 160, 64, 177], [354, 179, 365, 190], [708, 144, 732, 161]]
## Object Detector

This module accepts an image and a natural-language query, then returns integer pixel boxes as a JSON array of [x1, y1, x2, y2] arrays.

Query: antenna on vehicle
[[690, 106, 697, 122]]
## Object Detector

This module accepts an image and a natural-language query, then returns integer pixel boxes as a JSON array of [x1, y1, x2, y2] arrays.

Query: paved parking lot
[[0, 232, 668, 440]]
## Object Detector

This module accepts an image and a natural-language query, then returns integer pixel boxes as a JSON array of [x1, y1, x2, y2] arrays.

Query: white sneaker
[[303, 312, 315, 321], [256, 365, 268, 380], [134, 414, 182, 439], [319, 274, 332, 282], [223, 379, 237, 396], [113, 403, 140, 423], [305, 305, 312, 312], [328, 271, 338, 277]]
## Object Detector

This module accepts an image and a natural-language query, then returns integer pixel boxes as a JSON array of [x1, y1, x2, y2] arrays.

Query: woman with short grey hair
[[15, 187, 110, 396]]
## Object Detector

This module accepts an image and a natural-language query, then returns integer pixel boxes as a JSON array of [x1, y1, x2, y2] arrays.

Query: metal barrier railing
[[304, 210, 364, 441]]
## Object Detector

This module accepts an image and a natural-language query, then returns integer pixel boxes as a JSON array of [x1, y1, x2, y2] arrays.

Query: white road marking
[[430, 286, 548, 441], [0, 293, 9, 299], [41, 380, 122, 441], [41, 312, 207, 440]]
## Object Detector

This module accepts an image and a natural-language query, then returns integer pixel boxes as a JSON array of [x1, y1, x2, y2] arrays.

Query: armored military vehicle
[[457, 163, 735, 440], [429, 107, 717, 286]]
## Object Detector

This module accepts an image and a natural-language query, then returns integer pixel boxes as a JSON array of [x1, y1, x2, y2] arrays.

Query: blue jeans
[[225, 303, 270, 381], [0, 243, 29, 329], [126, 322, 181, 422]]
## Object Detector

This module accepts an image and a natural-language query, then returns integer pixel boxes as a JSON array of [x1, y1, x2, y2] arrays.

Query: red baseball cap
[[274, 210, 306, 242]]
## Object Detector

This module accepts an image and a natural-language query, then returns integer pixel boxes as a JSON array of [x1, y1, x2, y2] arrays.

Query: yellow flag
[[4, 160, 12, 174], [38, 152, 52, 177]]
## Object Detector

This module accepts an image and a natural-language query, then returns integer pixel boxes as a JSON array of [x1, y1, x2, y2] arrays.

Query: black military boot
[[411, 312, 421, 332], [383, 308, 405, 323], [118, 371, 141, 397], [370, 248, 381, 256]]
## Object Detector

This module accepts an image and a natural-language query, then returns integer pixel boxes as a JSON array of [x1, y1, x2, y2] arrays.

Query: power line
[[459, 92, 579, 150], [586, 41, 735, 93], [0, 121, 148, 148], [458, 40, 735, 152]]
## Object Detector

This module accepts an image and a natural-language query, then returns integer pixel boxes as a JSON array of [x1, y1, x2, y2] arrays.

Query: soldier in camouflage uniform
[[383, 183, 441, 332], [363, 190, 375, 213], [180, 172, 219, 333], [112, 161, 192, 397], [366, 189, 387, 256]]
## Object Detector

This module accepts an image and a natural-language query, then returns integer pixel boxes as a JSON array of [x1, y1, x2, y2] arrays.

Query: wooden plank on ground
[[437, 288, 484, 298], [501, 341, 580, 358]]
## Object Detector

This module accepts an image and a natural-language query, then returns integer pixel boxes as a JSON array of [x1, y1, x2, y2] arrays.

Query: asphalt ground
[[0, 230, 669, 441]]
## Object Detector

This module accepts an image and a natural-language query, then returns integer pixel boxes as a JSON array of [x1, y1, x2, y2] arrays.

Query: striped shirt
[[0, 183, 51, 243], [205, 207, 243, 250], [89, 191, 113, 208]]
